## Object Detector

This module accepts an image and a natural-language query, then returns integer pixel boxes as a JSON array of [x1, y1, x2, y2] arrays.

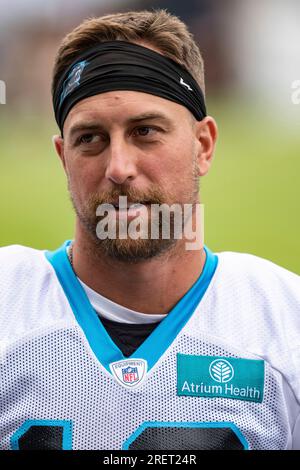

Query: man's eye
[[133, 126, 157, 137], [78, 133, 101, 144]]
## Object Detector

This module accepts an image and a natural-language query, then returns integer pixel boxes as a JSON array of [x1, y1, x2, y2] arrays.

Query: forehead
[[63, 90, 191, 131]]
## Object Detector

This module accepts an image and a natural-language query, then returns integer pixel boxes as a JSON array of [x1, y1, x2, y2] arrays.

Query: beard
[[69, 164, 199, 263]]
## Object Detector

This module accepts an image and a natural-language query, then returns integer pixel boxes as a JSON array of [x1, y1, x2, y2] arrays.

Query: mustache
[[86, 186, 170, 209]]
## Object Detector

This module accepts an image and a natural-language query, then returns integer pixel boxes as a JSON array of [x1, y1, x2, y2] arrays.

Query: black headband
[[53, 41, 207, 133]]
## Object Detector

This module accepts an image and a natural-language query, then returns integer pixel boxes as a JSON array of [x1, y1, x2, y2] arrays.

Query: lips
[[106, 201, 150, 220], [111, 202, 148, 210]]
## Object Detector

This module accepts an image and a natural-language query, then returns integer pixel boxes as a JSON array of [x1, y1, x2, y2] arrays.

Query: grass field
[[1, 100, 300, 274]]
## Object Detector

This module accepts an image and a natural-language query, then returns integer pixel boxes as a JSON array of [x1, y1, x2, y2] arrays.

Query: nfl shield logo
[[122, 366, 139, 384], [110, 358, 147, 389]]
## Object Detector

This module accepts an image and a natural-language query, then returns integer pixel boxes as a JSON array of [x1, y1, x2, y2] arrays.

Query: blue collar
[[45, 241, 218, 373]]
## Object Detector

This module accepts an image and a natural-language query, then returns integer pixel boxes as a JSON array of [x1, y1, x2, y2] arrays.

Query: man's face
[[56, 90, 209, 261]]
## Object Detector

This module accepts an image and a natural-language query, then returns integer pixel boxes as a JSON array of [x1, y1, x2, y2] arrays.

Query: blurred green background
[[1, 99, 299, 274], [1, 0, 299, 274]]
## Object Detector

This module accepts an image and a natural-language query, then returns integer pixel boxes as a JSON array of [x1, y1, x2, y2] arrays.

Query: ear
[[194, 116, 218, 176], [52, 135, 66, 171]]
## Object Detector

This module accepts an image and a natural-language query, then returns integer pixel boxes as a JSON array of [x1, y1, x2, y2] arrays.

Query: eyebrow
[[69, 123, 103, 138], [68, 112, 173, 138], [126, 112, 173, 125]]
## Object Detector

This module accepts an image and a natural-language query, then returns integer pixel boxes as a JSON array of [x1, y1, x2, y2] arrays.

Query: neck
[[71, 223, 206, 315]]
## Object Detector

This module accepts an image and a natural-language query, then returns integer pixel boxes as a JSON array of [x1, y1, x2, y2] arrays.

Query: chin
[[95, 237, 177, 263]]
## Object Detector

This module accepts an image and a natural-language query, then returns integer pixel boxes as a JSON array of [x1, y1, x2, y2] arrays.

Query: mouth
[[107, 200, 150, 220], [112, 202, 146, 210], [110, 200, 150, 211]]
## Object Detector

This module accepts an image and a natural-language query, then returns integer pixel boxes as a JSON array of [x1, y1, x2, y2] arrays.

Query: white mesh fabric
[[0, 325, 292, 449], [0, 245, 300, 449], [0, 245, 75, 342]]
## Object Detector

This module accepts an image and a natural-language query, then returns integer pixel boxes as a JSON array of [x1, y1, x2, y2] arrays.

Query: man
[[0, 10, 299, 450]]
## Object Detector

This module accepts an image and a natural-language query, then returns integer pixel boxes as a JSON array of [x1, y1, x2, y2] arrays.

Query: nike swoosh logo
[[180, 77, 193, 91]]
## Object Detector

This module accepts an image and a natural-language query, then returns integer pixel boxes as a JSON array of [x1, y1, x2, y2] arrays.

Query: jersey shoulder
[[217, 249, 300, 284], [0, 244, 50, 290], [0, 243, 45, 266], [215, 250, 300, 319], [0, 244, 74, 342]]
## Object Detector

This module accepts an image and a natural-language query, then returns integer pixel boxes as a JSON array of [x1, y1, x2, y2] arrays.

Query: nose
[[105, 137, 138, 185]]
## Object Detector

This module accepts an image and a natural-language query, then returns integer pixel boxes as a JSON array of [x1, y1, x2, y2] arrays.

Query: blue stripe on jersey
[[45, 241, 218, 374]]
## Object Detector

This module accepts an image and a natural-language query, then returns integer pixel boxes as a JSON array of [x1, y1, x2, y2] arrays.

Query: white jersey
[[0, 241, 299, 450]]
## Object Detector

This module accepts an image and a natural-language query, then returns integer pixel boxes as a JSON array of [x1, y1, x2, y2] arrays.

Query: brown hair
[[52, 9, 205, 99]]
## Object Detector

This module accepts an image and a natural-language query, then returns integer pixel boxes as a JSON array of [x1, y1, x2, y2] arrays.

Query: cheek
[[67, 156, 105, 196], [158, 142, 195, 181], [145, 145, 196, 200]]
